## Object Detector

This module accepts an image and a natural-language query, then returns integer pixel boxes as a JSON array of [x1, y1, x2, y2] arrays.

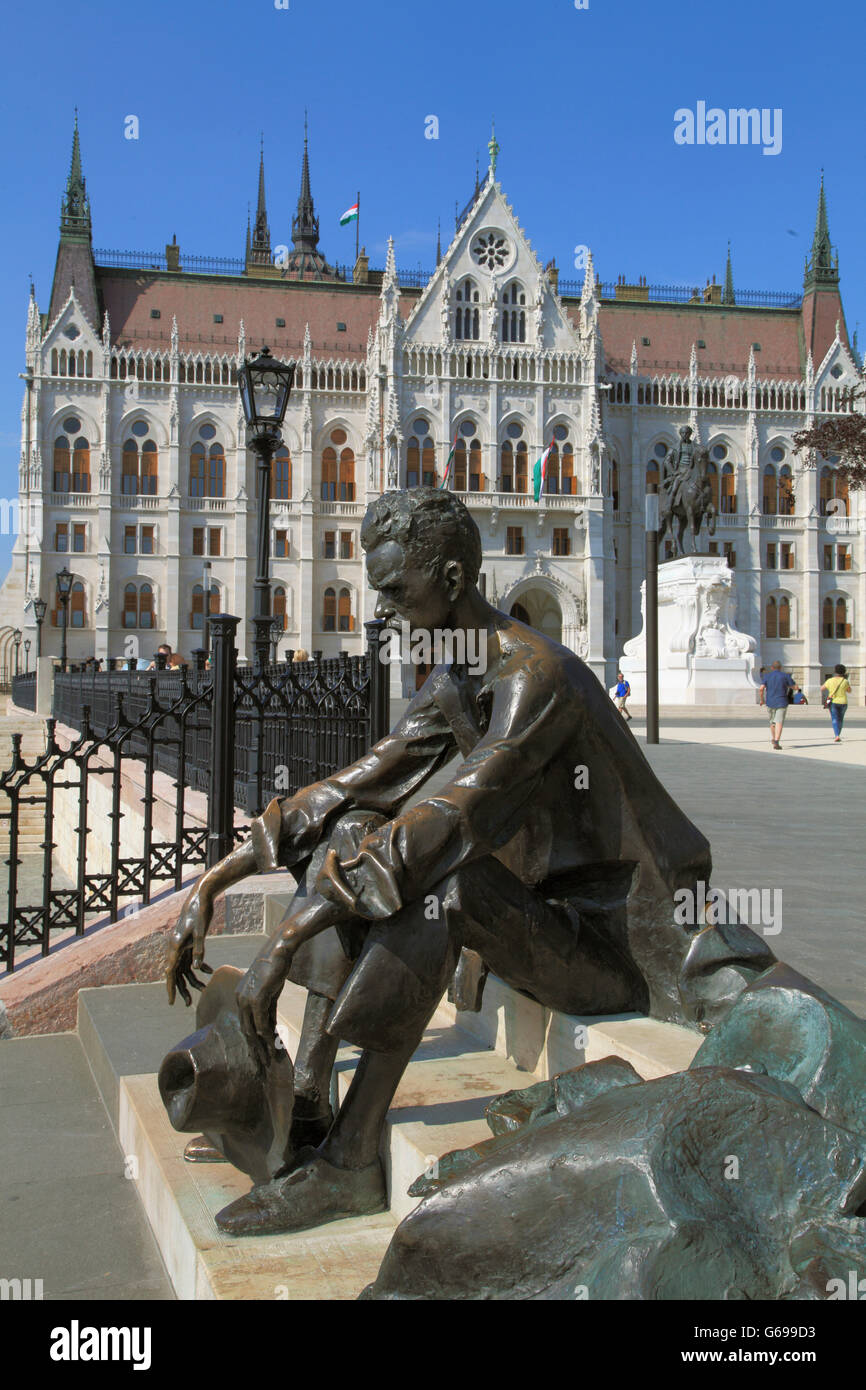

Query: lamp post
[[24, 639, 31, 673], [237, 347, 296, 668], [55, 566, 73, 673], [12, 629, 22, 678], [33, 597, 47, 658], [645, 484, 659, 745], [202, 560, 212, 656], [269, 618, 282, 664]]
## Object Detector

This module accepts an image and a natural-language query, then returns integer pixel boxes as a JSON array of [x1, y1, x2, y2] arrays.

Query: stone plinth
[[621, 555, 759, 706]]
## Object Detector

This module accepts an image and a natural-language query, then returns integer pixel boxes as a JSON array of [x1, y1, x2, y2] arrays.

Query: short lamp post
[[645, 484, 659, 745], [24, 639, 31, 673], [202, 560, 212, 656], [33, 597, 47, 658], [269, 618, 282, 665], [237, 347, 296, 668], [56, 566, 73, 673], [12, 629, 22, 678]]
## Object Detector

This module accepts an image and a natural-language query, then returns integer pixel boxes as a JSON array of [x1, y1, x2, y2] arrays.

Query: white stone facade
[[2, 173, 863, 701]]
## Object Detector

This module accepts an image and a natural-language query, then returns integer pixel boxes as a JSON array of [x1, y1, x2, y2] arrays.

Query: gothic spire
[[60, 109, 91, 238], [436, 219, 442, 267], [723, 241, 735, 305], [248, 137, 271, 267], [804, 171, 839, 291], [488, 118, 500, 179], [292, 114, 320, 255]]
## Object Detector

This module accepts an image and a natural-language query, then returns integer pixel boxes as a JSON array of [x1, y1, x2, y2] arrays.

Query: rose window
[[472, 232, 509, 270]]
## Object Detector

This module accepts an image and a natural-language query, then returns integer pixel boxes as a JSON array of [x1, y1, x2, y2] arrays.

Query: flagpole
[[355, 190, 360, 263]]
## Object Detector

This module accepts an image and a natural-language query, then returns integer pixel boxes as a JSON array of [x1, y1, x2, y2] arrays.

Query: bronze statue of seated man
[[164, 487, 773, 1236]]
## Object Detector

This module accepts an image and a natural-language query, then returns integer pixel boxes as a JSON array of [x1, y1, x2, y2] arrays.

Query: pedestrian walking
[[613, 671, 632, 721], [821, 664, 851, 743], [759, 660, 794, 750]]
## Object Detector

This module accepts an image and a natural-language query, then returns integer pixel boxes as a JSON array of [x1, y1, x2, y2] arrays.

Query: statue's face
[[679, 426, 692, 441], [366, 539, 456, 633]]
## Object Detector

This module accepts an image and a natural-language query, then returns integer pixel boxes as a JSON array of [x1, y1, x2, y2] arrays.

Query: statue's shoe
[[184, 1135, 228, 1164], [215, 1146, 387, 1236]]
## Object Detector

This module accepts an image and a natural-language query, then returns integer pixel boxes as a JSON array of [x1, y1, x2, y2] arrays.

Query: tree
[[793, 387, 866, 490]]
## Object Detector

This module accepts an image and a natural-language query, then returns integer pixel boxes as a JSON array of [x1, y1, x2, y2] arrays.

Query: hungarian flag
[[439, 433, 459, 489], [339, 202, 359, 226], [533, 439, 555, 502]]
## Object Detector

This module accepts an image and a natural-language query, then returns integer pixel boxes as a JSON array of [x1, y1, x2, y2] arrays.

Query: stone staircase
[[1, 872, 701, 1301]]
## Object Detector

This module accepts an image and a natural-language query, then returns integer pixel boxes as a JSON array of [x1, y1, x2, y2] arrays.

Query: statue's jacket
[[249, 616, 716, 1026]]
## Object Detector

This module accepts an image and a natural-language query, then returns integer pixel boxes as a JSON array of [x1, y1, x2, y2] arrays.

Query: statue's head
[[361, 488, 483, 630], [679, 425, 693, 441]]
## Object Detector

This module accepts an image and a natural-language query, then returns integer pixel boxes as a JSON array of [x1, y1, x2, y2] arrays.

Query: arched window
[[611, 459, 620, 511], [70, 579, 86, 628], [836, 596, 851, 638], [406, 420, 436, 488], [778, 595, 791, 639], [500, 440, 514, 492], [122, 441, 139, 495], [141, 440, 158, 494], [501, 281, 526, 343], [189, 425, 224, 498], [190, 582, 220, 630], [321, 429, 354, 501], [763, 466, 777, 515], [122, 583, 138, 628], [453, 421, 482, 491], [455, 278, 480, 341], [338, 587, 353, 632], [766, 595, 777, 638], [778, 465, 794, 516], [820, 464, 849, 517], [721, 463, 736, 514], [500, 423, 528, 494], [646, 460, 660, 490], [321, 447, 337, 501], [515, 442, 528, 493], [273, 586, 287, 630], [272, 447, 291, 500], [72, 439, 90, 493], [53, 438, 70, 493], [705, 460, 719, 512], [339, 447, 355, 501], [323, 587, 336, 631], [561, 444, 575, 496]]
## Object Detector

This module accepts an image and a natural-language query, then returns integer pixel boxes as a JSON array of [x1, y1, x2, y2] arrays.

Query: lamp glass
[[240, 348, 295, 428]]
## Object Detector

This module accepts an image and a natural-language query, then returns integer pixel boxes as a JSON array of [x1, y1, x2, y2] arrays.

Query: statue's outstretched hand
[[166, 884, 214, 1006], [236, 945, 289, 1073]]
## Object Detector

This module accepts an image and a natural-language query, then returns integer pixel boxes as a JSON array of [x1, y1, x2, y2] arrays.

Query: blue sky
[[0, 0, 863, 583]]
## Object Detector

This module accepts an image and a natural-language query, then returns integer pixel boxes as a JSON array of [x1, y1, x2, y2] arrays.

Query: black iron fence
[[10, 673, 36, 711], [1, 617, 389, 974]]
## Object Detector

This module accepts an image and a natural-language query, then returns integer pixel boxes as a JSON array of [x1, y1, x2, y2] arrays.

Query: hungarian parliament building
[[2, 118, 862, 697]]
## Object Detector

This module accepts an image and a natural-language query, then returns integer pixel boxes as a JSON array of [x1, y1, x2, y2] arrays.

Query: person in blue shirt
[[613, 672, 632, 721], [759, 661, 794, 750]]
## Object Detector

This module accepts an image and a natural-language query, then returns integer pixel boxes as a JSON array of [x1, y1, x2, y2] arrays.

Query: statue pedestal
[[621, 556, 759, 706]]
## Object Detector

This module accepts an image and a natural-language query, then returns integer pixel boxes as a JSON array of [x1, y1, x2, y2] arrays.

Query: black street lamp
[[237, 347, 296, 668], [202, 560, 212, 656], [269, 618, 282, 664], [12, 629, 22, 678], [33, 597, 47, 658], [24, 639, 31, 673], [645, 484, 659, 745], [56, 566, 73, 673]]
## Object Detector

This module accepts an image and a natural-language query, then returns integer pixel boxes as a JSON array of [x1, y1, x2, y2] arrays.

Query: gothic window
[[501, 282, 526, 343], [778, 595, 791, 639], [455, 279, 480, 341], [763, 465, 777, 515], [765, 595, 777, 638], [122, 582, 155, 629], [53, 439, 70, 493], [208, 443, 225, 497], [500, 440, 514, 493], [70, 580, 86, 628], [323, 587, 336, 631], [646, 460, 660, 490], [273, 586, 287, 630], [272, 447, 291, 500], [826, 595, 851, 638], [778, 465, 794, 516], [321, 430, 355, 501], [820, 464, 849, 517], [191, 582, 220, 630], [189, 426, 225, 498], [561, 444, 575, 496], [53, 417, 89, 493], [705, 460, 719, 513], [454, 428, 482, 492], [407, 421, 436, 488], [72, 440, 90, 493], [721, 463, 736, 514], [338, 587, 353, 632], [515, 442, 528, 493], [122, 441, 139, 495], [611, 459, 620, 511], [471, 232, 509, 270]]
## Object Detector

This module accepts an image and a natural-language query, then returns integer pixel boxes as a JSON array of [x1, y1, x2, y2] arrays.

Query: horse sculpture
[[658, 433, 717, 558]]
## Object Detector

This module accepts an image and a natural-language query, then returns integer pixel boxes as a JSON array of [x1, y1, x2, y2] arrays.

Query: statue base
[[620, 556, 759, 707]]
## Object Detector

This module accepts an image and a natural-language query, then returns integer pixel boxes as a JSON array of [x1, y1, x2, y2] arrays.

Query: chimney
[[353, 246, 369, 285], [166, 235, 181, 272]]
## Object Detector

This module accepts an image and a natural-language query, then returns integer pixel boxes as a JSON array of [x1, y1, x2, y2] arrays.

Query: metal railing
[[10, 674, 36, 711], [1, 619, 389, 973], [555, 279, 801, 309]]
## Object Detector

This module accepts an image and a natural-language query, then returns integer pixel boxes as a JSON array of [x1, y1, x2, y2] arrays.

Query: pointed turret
[[488, 118, 500, 180], [436, 220, 442, 267], [60, 110, 91, 238], [279, 118, 341, 280], [804, 172, 839, 291], [247, 138, 272, 268], [723, 242, 735, 305], [49, 112, 99, 329]]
